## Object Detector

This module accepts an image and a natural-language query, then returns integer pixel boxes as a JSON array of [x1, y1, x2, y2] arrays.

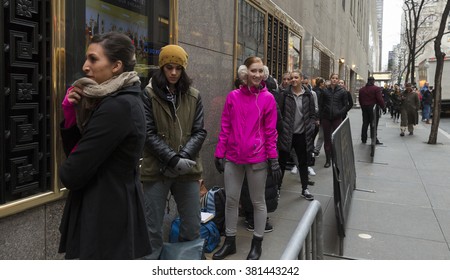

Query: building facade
[[0, 0, 380, 259]]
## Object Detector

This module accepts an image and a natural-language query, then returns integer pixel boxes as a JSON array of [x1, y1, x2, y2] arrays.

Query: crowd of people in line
[[364, 80, 433, 139], [57, 31, 434, 260]]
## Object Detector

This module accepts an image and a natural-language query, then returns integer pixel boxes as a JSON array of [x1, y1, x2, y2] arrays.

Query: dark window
[[65, 0, 170, 88], [237, 0, 265, 66]]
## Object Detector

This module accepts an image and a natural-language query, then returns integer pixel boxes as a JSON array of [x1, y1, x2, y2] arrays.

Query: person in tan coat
[[400, 83, 420, 136]]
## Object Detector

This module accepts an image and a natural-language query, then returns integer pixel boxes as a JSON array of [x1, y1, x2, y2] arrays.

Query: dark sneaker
[[376, 140, 383, 145], [301, 189, 314, 201], [400, 132, 405, 137], [264, 221, 274, 233], [246, 222, 274, 233], [313, 151, 320, 157], [246, 223, 254, 231], [409, 131, 413, 135], [307, 180, 315, 186]]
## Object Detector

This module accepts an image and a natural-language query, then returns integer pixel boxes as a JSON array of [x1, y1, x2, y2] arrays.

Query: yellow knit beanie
[[158, 45, 188, 69]]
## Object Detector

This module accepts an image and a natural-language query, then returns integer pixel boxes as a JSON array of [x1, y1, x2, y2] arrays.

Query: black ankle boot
[[213, 236, 236, 260], [324, 154, 331, 168], [246, 235, 263, 260]]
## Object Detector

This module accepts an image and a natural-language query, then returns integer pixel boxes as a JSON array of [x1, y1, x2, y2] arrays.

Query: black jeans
[[279, 133, 308, 189], [360, 105, 380, 142]]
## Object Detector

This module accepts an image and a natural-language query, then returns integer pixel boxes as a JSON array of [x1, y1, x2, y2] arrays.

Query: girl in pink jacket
[[213, 56, 281, 260]]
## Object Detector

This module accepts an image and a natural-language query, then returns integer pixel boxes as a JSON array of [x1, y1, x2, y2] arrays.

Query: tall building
[[376, 0, 384, 71]]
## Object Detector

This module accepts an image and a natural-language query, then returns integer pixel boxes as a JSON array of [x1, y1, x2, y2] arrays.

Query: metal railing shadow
[[370, 105, 377, 158], [280, 200, 323, 260]]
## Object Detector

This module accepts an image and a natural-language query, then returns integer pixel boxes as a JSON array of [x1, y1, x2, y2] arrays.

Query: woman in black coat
[[318, 73, 350, 168], [278, 70, 317, 200], [58, 32, 151, 259]]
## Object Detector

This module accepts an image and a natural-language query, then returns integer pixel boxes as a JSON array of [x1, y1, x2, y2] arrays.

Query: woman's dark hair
[[90, 32, 136, 72], [152, 68, 192, 94], [234, 77, 242, 89], [315, 77, 325, 87]]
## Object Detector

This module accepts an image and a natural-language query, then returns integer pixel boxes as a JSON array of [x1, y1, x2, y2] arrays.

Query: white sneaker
[[308, 166, 316, 176], [290, 166, 298, 174]]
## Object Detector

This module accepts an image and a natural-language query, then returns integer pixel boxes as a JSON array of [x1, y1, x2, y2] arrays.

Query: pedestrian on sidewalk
[[358, 76, 386, 145], [338, 79, 354, 117], [400, 83, 420, 136], [391, 84, 402, 123], [319, 73, 351, 167], [213, 56, 281, 260], [239, 66, 282, 234], [58, 32, 151, 259], [277, 69, 317, 200], [303, 75, 318, 177], [279, 72, 291, 91], [420, 82, 433, 124], [140, 44, 207, 259], [312, 77, 326, 157]]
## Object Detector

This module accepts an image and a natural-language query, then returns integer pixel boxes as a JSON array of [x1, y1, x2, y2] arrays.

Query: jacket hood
[[146, 77, 176, 102]]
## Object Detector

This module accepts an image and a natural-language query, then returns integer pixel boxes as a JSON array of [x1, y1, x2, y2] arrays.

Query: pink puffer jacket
[[214, 84, 278, 164]]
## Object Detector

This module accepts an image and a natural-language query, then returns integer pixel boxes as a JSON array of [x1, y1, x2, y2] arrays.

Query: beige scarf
[[72, 71, 140, 131]]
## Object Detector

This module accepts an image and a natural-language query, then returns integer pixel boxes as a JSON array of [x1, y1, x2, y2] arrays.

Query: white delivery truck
[[419, 57, 450, 114]]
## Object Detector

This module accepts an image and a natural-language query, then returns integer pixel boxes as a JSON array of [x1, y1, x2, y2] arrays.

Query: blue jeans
[[142, 179, 201, 259], [422, 104, 431, 121]]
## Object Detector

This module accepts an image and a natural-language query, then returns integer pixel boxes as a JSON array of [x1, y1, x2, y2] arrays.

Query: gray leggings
[[224, 160, 268, 237]]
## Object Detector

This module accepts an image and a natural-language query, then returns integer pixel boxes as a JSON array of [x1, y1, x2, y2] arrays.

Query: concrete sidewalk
[[206, 109, 450, 260]]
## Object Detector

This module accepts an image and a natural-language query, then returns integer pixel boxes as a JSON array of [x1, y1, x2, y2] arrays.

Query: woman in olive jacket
[[140, 45, 207, 259], [318, 73, 351, 167]]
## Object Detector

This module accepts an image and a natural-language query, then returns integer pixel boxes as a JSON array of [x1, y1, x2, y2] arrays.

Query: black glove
[[174, 158, 197, 175], [214, 158, 224, 173], [268, 158, 282, 185]]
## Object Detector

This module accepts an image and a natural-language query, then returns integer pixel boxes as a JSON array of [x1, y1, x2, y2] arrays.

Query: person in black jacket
[[312, 77, 325, 157], [58, 32, 151, 259], [420, 82, 433, 124], [339, 79, 354, 117], [318, 73, 351, 168], [358, 77, 385, 144], [278, 70, 317, 200]]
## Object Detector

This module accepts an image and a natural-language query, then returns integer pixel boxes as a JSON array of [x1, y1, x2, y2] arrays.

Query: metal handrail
[[280, 200, 323, 260]]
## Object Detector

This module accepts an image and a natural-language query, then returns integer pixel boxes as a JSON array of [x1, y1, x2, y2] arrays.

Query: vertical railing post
[[280, 200, 323, 260]]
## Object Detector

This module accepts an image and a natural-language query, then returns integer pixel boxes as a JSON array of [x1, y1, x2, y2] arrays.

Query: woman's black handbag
[[159, 238, 206, 260]]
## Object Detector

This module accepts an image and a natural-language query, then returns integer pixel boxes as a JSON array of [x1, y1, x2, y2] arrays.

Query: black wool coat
[[58, 84, 151, 259]]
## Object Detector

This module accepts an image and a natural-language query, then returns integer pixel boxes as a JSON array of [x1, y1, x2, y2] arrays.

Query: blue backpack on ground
[[169, 217, 220, 253], [200, 186, 226, 234]]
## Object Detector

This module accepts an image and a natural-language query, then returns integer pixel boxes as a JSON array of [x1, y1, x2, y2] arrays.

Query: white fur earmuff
[[237, 65, 248, 83], [263, 65, 269, 81]]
